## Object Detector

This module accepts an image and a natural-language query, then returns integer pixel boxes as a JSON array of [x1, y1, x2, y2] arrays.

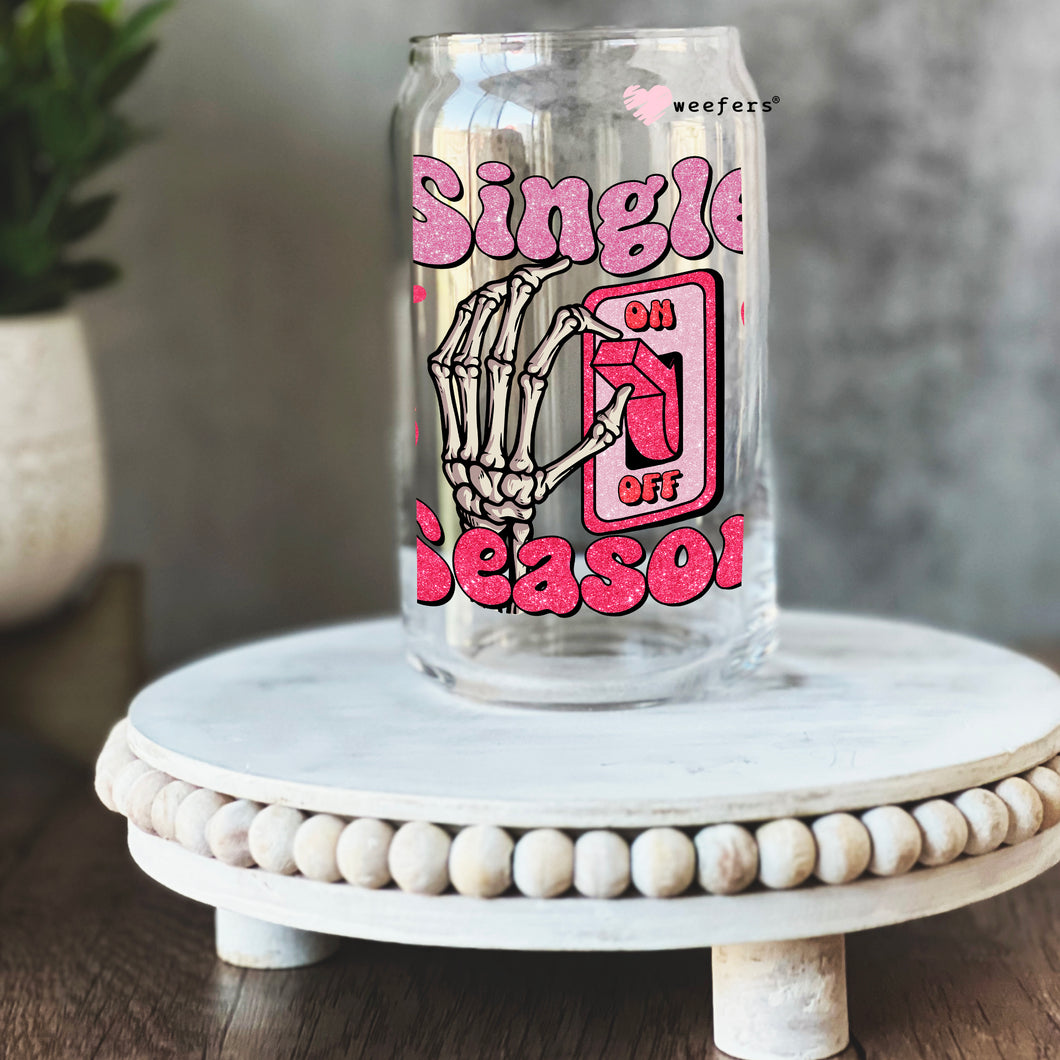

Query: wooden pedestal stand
[[96, 613, 1060, 1060]]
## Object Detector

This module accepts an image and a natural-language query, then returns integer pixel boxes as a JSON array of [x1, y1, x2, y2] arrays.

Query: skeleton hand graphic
[[427, 256, 633, 572]]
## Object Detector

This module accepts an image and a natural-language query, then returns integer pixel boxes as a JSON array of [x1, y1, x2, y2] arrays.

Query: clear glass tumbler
[[393, 27, 776, 706]]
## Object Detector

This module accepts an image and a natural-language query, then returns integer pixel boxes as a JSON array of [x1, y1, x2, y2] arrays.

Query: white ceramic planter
[[0, 312, 107, 628]]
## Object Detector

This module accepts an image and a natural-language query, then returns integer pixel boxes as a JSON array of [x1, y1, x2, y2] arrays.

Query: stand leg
[[215, 908, 340, 969], [711, 935, 849, 1060]]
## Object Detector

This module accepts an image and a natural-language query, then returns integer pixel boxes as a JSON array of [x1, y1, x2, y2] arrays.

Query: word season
[[413, 155, 743, 276], [416, 501, 744, 616]]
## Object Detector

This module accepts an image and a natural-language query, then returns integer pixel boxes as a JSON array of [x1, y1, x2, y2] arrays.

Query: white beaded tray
[[95, 611, 1060, 1060]]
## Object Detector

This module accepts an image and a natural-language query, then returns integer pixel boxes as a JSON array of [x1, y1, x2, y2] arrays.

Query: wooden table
[[5, 654, 1060, 1057]]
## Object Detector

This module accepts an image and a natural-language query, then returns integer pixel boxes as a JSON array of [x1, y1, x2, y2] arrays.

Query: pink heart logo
[[623, 84, 672, 126], [413, 284, 427, 303]]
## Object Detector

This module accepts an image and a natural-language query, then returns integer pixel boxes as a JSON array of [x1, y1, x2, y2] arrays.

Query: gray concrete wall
[[81, 0, 1060, 667]]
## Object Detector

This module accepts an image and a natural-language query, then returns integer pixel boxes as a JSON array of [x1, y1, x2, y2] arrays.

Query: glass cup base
[[408, 608, 778, 709]]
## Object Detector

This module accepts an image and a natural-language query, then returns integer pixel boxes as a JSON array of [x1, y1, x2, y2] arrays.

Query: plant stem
[[9, 125, 35, 220], [32, 169, 71, 233]]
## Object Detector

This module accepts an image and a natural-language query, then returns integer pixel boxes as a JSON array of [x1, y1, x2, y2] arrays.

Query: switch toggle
[[591, 338, 681, 462]]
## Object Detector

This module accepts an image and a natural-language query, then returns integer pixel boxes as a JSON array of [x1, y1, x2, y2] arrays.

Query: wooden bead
[[110, 760, 154, 817], [861, 806, 922, 876], [755, 819, 815, 889], [205, 799, 262, 867], [293, 814, 346, 882], [99, 718, 128, 755], [103, 718, 128, 746], [125, 770, 173, 834], [151, 780, 198, 841], [992, 776, 1043, 844], [911, 799, 968, 866], [93, 723, 136, 811], [174, 788, 231, 856], [630, 828, 695, 897], [1021, 766, 1060, 830], [336, 818, 394, 888], [449, 825, 514, 898], [811, 813, 871, 884], [389, 821, 451, 895], [694, 824, 758, 894], [953, 788, 1009, 855], [513, 829, 574, 898], [248, 805, 305, 875], [573, 831, 630, 898]]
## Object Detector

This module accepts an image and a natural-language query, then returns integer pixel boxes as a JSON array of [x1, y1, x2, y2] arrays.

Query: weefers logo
[[623, 85, 780, 125], [672, 95, 780, 115]]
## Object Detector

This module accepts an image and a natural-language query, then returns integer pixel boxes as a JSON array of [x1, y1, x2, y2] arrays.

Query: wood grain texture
[[3, 735, 1060, 1058]]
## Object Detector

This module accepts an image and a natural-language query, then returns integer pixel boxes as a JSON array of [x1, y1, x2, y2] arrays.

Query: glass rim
[[409, 26, 738, 48]]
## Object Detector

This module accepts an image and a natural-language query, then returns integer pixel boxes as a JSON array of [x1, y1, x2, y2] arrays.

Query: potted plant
[[0, 0, 169, 625]]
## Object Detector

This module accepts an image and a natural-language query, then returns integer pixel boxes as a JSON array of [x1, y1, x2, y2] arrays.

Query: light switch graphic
[[582, 270, 722, 533], [591, 338, 681, 463]]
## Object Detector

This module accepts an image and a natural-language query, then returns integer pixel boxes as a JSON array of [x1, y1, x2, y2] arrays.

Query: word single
[[413, 154, 742, 276], [416, 500, 743, 616]]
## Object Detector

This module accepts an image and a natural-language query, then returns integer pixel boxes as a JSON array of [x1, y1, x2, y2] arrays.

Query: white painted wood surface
[[128, 821, 1060, 951], [214, 908, 338, 969], [712, 936, 848, 1060], [126, 612, 1060, 828]]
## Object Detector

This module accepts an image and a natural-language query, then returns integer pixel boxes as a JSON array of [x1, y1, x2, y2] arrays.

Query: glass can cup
[[393, 27, 777, 706]]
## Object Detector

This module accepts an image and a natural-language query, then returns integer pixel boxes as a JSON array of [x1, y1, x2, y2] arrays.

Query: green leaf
[[12, 3, 48, 71], [54, 192, 116, 240], [61, 2, 116, 76], [0, 222, 59, 277], [35, 88, 93, 161], [0, 0, 171, 303], [63, 257, 120, 289], [118, 0, 171, 47], [1, 119, 38, 219], [97, 39, 155, 101]]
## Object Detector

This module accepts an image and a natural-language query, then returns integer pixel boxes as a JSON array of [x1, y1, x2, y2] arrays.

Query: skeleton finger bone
[[526, 306, 624, 381], [481, 257, 573, 470], [510, 305, 622, 474], [428, 297, 475, 461], [452, 280, 507, 462], [542, 384, 634, 494]]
